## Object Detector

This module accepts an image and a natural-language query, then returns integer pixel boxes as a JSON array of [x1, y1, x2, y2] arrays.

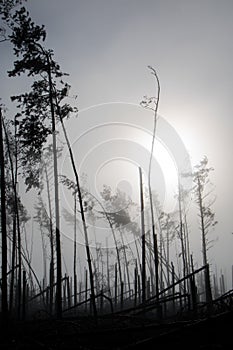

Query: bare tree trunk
[[146, 67, 160, 299], [47, 55, 62, 319], [54, 97, 97, 320], [166, 219, 170, 287], [119, 228, 131, 297], [139, 167, 146, 303], [114, 263, 118, 308], [2, 119, 16, 313], [9, 215, 16, 313], [138, 274, 141, 304], [67, 276, 71, 309], [100, 245, 104, 291], [232, 265, 233, 290], [16, 189, 21, 320], [147, 227, 155, 294], [178, 182, 187, 295], [106, 238, 110, 295], [0, 108, 8, 321], [2, 116, 21, 317], [22, 270, 26, 320], [134, 263, 138, 307], [171, 262, 176, 312], [73, 193, 77, 305], [120, 281, 124, 309], [184, 212, 191, 274], [153, 233, 159, 294], [44, 165, 54, 314], [40, 226, 47, 286], [157, 216, 164, 291], [196, 176, 213, 307], [197, 176, 208, 266], [85, 268, 88, 312]]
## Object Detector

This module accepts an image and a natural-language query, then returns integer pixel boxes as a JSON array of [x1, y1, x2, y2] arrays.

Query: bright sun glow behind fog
[[139, 132, 179, 212], [60, 111, 181, 215]]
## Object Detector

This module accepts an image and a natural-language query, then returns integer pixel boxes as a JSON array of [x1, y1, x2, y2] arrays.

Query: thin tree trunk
[[2, 117, 20, 317], [157, 215, 164, 291], [148, 227, 155, 294], [16, 187, 21, 320], [67, 276, 71, 309], [114, 263, 118, 308], [106, 238, 110, 295], [171, 262, 175, 312], [73, 193, 77, 305], [166, 219, 170, 287], [119, 228, 131, 297], [178, 182, 187, 295], [196, 176, 212, 306], [146, 67, 160, 299], [22, 270, 26, 320], [54, 96, 97, 320], [40, 226, 47, 286], [0, 108, 8, 320], [232, 265, 233, 290], [13, 119, 22, 320], [100, 245, 104, 291], [197, 176, 208, 266], [47, 55, 62, 318], [85, 268, 88, 312], [9, 216, 16, 313], [120, 281, 124, 309], [44, 164, 54, 314], [139, 167, 146, 303], [184, 212, 191, 274], [138, 274, 141, 304], [134, 264, 138, 307]]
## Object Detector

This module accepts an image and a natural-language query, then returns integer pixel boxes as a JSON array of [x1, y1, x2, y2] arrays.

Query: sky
[[1, 0, 233, 287]]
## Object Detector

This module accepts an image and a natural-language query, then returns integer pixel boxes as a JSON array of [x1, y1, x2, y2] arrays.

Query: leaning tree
[[0, 3, 98, 318]]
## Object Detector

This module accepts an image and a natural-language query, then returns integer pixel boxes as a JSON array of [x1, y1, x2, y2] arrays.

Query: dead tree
[[141, 66, 160, 298], [139, 167, 146, 303], [0, 108, 8, 320]]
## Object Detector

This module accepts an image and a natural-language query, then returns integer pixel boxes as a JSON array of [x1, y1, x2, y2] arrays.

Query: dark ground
[[1, 310, 233, 349]]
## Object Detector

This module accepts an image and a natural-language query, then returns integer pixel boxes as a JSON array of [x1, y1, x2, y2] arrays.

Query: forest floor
[[1, 309, 233, 349]]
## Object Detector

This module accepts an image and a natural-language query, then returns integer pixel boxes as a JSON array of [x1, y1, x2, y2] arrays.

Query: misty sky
[[1, 0, 233, 285]]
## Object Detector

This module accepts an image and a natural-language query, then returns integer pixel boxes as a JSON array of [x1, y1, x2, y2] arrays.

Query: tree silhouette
[[192, 156, 217, 266], [0, 108, 8, 321], [140, 66, 160, 298], [0, 4, 76, 317], [183, 156, 217, 304]]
